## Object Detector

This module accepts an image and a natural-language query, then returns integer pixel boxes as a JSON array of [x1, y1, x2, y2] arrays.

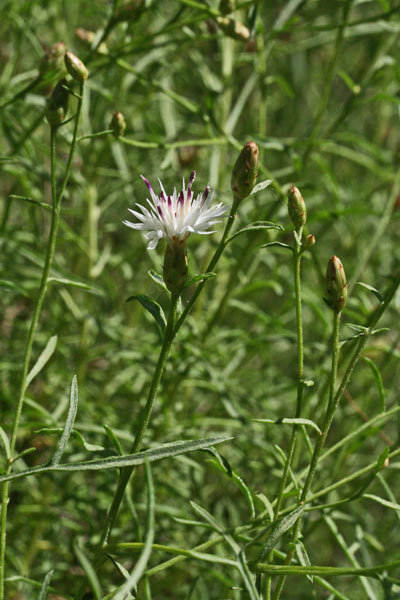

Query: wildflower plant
[[1, 3, 400, 600]]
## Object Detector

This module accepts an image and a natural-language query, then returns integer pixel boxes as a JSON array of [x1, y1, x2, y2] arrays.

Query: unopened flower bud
[[326, 256, 348, 313], [64, 50, 88, 84], [110, 112, 126, 138], [288, 185, 306, 229], [45, 78, 69, 128], [163, 242, 188, 295], [39, 42, 66, 76], [304, 234, 315, 249], [219, 0, 235, 14], [216, 17, 250, 41], [231, 141, 259, 202]]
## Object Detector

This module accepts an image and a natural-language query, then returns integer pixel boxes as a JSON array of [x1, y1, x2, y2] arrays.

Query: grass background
[[1, 0, 400, 598]]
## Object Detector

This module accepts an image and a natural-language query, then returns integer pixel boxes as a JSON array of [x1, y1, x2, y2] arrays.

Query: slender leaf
[[185, 272, 217, 287], [74, 539, 102, 600], [148, 269, 169, 293], [26, 335, 57, 388], [0, 426, 10, 461], [0, 436, 232, 483], [363, 494, 400, 511], [37, 569, 54, 600], [261, 241, 293, 251], [113, 461, 154, 599], [260, 505, 304, 559], [0, 279, 28, 296], [254, 418, 321, 435], [227, 221, 283, 244], [296, 541, 313, 583], [363, 357, 386, 412], [125, 294, 167, 332], [250, 179, 273, 195], [51, 376, 79, 465], [356, 281, 383, 302]]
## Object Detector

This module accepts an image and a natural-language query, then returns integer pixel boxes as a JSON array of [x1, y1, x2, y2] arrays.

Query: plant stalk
[[0, 83, 85, 600]]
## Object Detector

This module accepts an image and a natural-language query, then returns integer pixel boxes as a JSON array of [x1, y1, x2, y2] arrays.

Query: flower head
[[123, 171, 227, 249]]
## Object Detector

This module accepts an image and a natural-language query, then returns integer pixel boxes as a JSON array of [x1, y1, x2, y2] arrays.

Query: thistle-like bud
[[110, 112, 126, 138], [288, 185, 306, 230], [45, 78, 69, 128], [231, 141, 259, 202], [64, 50, 88, 84], [219, 0, 235, 14], [39, 42, 66, 76], [216, 17, 250, 41], [326, 256, 348, 313], [163, 242, 188, 296], [304, 234, 315, 249]]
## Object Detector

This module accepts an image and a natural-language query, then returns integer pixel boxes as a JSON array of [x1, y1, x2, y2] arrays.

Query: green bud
[[64, 50, 88, 84], [45, 78, 69, 128], [216, 17, 250, 41], [219, 0, 235, 14], [231, 141, 259, 202], [326, 255, 348, 313], [110, 112, 126, 138], [163, 242, 188, 296], [304, 234, 315, 249], [288, 185, 307, 229]]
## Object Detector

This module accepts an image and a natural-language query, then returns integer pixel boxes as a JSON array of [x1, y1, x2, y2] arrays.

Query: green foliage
[[1, 1, 400, 599]]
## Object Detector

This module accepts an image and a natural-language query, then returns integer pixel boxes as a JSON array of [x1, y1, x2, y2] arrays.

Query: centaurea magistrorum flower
[[124, 171, 227, 294], [123, 171, 227, 250]]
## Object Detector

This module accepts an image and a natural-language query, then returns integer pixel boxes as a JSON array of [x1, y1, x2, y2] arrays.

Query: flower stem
[[0, 84, 85, 600], [74, 293, 180, 600], [74, 196, 240, 599], [272, 269, 400, 600], [0, 128, 58, 600], [272, 310, 341, 600], [262, 231, 304, 598], [172, 199, 238, 338]]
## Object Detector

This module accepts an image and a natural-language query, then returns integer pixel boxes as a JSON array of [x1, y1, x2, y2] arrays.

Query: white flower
[[123, 171, 227, 250]]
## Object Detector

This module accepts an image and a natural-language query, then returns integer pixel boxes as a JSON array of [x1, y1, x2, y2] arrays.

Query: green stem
[[272, 310, 341, 600], [257, 560, 400, 578], [0, 85, 85, 600], [74, 294, 179, 600], [0, 128, 58, 600], [262, 232, 304, 598], [272, 269, 400, 599]]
